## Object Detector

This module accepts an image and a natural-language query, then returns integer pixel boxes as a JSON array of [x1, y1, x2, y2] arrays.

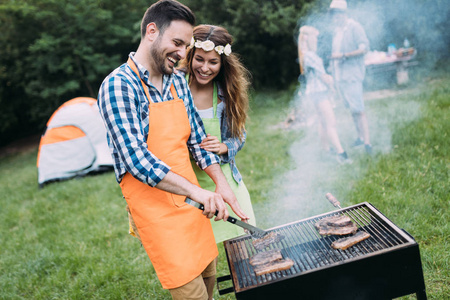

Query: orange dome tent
[[37, 97, 113, 187]]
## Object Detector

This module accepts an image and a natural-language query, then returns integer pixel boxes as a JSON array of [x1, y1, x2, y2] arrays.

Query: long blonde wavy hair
[[180, 25, 251, 140], [298, 25, 319, 75]]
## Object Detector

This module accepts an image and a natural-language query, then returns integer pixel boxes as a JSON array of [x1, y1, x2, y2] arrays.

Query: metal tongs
[[185, 197, 268, 238]]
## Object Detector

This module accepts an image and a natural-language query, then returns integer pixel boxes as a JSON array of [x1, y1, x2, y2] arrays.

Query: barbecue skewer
[[325, 193, 342, 209]]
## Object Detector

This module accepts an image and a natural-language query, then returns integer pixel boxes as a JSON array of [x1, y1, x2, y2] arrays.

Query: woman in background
[[179, 24, 256, 243], [298, 25, 351, 164]]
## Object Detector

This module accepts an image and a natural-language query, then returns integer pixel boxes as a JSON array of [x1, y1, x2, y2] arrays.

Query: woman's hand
[[200, 134, 226, 154], [322, 74, 334, 87]]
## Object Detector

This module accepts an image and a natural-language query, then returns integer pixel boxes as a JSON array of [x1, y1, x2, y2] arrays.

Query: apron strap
[[212, 82, 218, 118], [170, 84, 182, 101], [185, 73, 219, 119], [127, 57, 180, 102], [127, 57, 152, 103]]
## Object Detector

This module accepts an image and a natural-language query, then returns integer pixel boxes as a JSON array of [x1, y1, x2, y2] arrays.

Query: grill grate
[[224, 202, 416, 291]]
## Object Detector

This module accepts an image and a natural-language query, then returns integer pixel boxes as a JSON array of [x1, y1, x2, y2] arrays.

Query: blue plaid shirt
[[217, 84, 246, 184], [97, 52, 220, 186]]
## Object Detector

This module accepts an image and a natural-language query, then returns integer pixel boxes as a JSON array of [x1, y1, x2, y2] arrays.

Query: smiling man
[[97, 1, 248, 299]]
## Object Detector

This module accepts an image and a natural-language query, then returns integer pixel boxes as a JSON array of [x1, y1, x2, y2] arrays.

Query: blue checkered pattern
[[98, 52, 220, 186], [217, 84, 246, 184]]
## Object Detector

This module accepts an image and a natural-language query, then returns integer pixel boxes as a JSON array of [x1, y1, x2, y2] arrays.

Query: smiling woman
[[178, 24, 256, 243]]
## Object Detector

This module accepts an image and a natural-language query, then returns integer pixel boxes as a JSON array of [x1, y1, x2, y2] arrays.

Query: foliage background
[[1, 0, 449, 146]]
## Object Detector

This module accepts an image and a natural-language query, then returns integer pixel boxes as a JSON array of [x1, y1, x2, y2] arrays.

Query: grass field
[[0, 74, 448, 299]]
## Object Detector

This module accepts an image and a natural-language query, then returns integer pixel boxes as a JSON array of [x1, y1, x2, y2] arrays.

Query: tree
[[1, 0, 449, 145], [0, 0, 148, 145], [185, 0, 312, 89]]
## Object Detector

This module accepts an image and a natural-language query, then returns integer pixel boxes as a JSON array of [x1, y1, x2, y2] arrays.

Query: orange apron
[[120, 58, 218, 289]]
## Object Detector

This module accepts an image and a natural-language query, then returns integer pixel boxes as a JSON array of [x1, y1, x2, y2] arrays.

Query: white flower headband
[[189, 37, 232, 56]]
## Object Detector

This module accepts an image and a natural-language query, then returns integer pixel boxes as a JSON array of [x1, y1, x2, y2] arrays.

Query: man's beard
[[151, 37, 174, 76]]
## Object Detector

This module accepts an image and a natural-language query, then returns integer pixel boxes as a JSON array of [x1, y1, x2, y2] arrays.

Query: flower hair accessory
[[189, 37, 232, 56]]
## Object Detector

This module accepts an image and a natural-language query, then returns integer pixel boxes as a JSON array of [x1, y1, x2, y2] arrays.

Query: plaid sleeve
[[98, 69, 170, 186], [221, 113, 246, 164], [177, 77, 220, 169]]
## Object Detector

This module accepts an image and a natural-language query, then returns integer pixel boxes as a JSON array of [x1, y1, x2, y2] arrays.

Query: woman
[[179, 24, 256, 243], [298, 25, 351, 164]]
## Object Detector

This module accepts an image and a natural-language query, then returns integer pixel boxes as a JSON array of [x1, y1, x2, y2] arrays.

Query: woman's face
[[191, 48, 222, 86]]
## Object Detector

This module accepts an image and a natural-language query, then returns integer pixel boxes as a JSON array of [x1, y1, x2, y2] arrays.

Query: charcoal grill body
[[221, 202, 427, 300]]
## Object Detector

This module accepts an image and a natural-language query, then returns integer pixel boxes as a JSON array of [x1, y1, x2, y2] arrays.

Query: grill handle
[[325, 193, 342, 208], [216, 275, 234, 295]]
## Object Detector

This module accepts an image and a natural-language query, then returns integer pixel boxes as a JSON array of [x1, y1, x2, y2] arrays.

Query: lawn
[[0, 74, 448, 299]]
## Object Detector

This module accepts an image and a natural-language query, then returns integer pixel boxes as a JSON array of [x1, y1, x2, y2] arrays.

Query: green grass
[[0, 76, 448, 299]]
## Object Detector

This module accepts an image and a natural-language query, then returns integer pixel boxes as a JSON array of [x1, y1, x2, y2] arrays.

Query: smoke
[[256, 88, 423, 229], [254, 0, 446, 229], [296, 0, 450, 69]]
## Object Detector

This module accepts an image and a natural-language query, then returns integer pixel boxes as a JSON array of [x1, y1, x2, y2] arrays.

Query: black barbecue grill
[[218, 202, 427, 299]]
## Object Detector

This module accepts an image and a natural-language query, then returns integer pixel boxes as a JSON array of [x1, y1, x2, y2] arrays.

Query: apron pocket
[[171, 194, 188, 207]]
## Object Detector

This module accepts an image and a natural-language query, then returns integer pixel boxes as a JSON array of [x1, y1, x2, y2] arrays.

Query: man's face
[[332, 11, 347, 28], [151, 20, 193, 75]]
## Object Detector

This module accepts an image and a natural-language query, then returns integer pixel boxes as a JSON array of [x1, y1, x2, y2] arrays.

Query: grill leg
[[416, 289, 427, 300]]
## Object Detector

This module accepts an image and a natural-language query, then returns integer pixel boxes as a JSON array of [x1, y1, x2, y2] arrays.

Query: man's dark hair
[[141, 0, 196, 38]]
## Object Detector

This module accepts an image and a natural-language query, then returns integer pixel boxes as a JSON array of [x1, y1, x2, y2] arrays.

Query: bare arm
[[320, 73, 334, 89], [331, 47, 367, 60], [155, 170, 228, 220], [203, 163, 249, 221]]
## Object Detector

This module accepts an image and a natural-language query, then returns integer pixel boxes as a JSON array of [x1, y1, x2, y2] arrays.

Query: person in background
[[97, 1, 248, 299], [298, 25, 352, 164], [329, 0, 372, 155], [178, 25, 257, 242]]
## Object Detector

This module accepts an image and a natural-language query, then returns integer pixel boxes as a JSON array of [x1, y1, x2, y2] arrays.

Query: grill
[[218, 202, 427, 299]]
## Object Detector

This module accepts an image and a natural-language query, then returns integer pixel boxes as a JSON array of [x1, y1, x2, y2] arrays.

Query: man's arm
[[331, 21, 369, 60], [98, 69, 171, 187], [203, 164, 249, 221], [331, 47, 366, 60], [155, 170, 230, 220]]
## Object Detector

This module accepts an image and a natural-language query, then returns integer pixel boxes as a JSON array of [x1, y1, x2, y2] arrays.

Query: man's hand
[[203, 164, 249, 222], [155, 170, 229, 220], [189, 188, 229, 221]]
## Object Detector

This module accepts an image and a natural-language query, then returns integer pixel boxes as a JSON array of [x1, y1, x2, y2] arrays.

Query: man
[[97, 1, 248, 299], [329, 0, 372, 154]]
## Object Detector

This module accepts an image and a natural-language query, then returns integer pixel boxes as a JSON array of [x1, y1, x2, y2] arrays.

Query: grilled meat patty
[[249, 249, 283, 266], [315, 215, 358, 236], [252, 231, 285, 250], [253, 258, 294, 276], [331, 231, 371, 250]]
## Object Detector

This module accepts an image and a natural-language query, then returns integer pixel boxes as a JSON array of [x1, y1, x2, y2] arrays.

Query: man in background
[[329, 0, 372, 154]]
